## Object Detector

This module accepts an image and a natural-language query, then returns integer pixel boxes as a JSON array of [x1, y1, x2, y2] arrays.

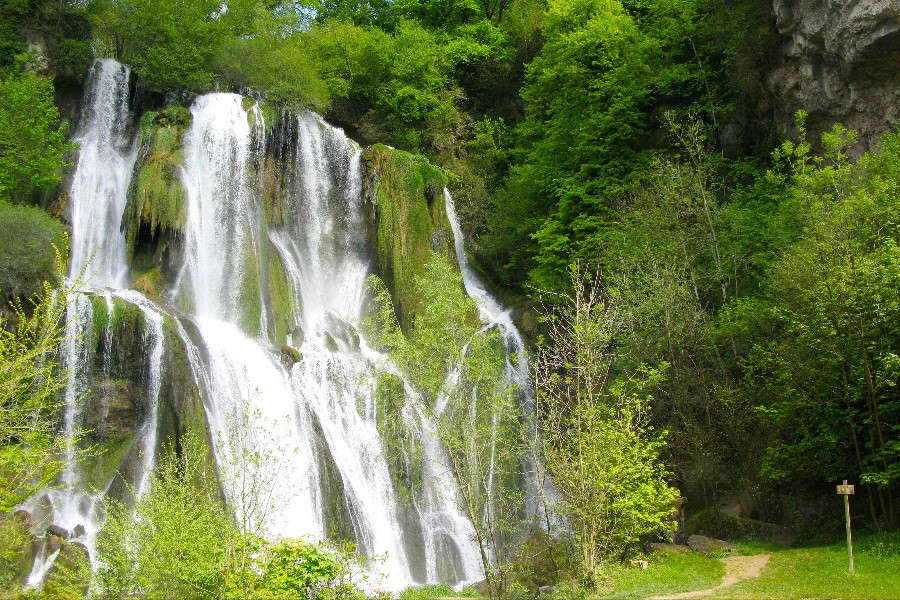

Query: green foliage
[[0, 272, 77, 515], [0, 69, 74, 204], [88, 0, 223, 92], [97, 430, 376, 599], [0, 201, 67, 302], [745, 121, 900, 531], [506, 0, 652, 288], [535, 267, 679, 576], [365, 253, 525, 600]]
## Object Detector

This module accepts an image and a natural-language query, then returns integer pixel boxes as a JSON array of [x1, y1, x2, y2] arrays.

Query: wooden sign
[[839, 480, 854, 574]]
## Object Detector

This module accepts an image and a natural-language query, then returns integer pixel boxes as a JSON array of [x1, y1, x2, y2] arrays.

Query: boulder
[[687, 534, 735, 554], [46, 524, 71, 540], [281, 345, 302, 365], [539, 586, 555, 595], [72, 524, 86, 538], [687, 507, 792, 545]]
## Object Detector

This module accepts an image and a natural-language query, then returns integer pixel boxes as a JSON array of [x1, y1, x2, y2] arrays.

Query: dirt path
[[647, 554, 771, 599]]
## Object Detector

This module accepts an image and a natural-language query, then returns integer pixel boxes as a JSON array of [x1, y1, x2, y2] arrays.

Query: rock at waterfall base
[[687, 534, 736, 554]]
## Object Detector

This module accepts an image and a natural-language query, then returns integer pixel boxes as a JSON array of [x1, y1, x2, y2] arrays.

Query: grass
[[710, 538, 900, 599], [592, 534, 900, 599], [596, 550, 725, 599], [398, 584, 481, 600]]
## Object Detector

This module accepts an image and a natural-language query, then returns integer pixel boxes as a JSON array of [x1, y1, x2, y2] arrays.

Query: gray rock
[[73, 524, 86, 538], [539, 586, 555, 594], [767, 0, 900, 154], [46, 524, 70, 540], [687, 534, 735, 554]]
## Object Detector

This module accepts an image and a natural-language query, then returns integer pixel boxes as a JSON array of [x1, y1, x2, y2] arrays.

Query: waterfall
[[68, 59, 137, 288], [27, 59, 549, 591], [444, 192, 562, 529]]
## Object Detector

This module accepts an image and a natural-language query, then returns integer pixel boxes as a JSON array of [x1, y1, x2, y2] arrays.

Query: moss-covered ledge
[[362, 144, 456, 333], [122, 106, 191, 298]]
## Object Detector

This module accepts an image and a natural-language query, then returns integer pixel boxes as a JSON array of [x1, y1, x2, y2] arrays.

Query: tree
[[748, 118, 900, 532], [89, 0, 223, 92], [0, 261, 79, 588], [97, 430, 373, 599], [365, 253, 526, 600], [534, 266, 678, 579], [508, 0, 652, 288], [0, 68, 74, 204]]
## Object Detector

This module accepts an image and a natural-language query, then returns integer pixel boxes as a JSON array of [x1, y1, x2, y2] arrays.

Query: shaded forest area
[[1, 0, 898, 576]]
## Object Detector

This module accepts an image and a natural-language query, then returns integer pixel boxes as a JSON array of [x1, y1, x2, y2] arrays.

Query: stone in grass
[[687, 534, 736, 554], [624, 560, 649, 569], [539, 586, 555, 594]]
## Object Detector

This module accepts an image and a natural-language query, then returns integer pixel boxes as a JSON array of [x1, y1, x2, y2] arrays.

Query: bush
[[0, 201, 66, 303]]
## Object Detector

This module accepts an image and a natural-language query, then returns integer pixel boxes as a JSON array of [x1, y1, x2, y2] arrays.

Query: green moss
[[268, 250, 294, 346], [237, 242, 262, 337], [83, 435, 134, 491], [364, 145, 451, 333], [131, 268, 165, 300], [124, 109, 192, 262], [375, 373, 423, 505], [90, 294, 110, 347], [110, 297, 146, 334]]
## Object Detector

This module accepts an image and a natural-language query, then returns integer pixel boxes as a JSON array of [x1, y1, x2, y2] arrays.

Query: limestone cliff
[[767, 0, 900, 152]]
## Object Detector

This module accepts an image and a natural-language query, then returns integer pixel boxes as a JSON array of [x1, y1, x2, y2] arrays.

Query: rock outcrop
[[767, 0, 900, 153]]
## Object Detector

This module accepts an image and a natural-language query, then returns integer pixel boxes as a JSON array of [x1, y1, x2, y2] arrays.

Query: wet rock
[[12, 510, 32, 532], [323, 311, 360, 352], [84, 378, 141, 439], [72, 524, 86, 538], [687, 534, 735, 554], [45, 541, 91, 596], [288, 325, 305, 347], [323, 332, 338, 352], [46, 524, 70, 540], [281, 345, 302, 365]]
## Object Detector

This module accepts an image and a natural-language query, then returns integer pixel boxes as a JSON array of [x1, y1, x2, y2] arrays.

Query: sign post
[[837, 480, 855, 574]]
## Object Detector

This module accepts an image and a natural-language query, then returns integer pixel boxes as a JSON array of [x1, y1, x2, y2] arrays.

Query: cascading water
[[27, 57, 553, 591], [68, 59, 138, 288], [444, 192, 562, 529]]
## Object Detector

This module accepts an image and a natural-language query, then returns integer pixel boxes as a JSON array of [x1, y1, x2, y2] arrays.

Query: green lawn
[[710, 541, 900, 599], [593, 534, 900, 600], [596, 549, 725, 599]]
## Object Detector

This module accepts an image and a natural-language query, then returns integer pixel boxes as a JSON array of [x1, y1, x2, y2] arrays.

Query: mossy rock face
[[267, 249, 295, 346], [375, 373, 423, 506], [686, 508, 793, 545], [132, 267, 165, 300], [123, 108, 192, 297], [362, 144, 455, 333]]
